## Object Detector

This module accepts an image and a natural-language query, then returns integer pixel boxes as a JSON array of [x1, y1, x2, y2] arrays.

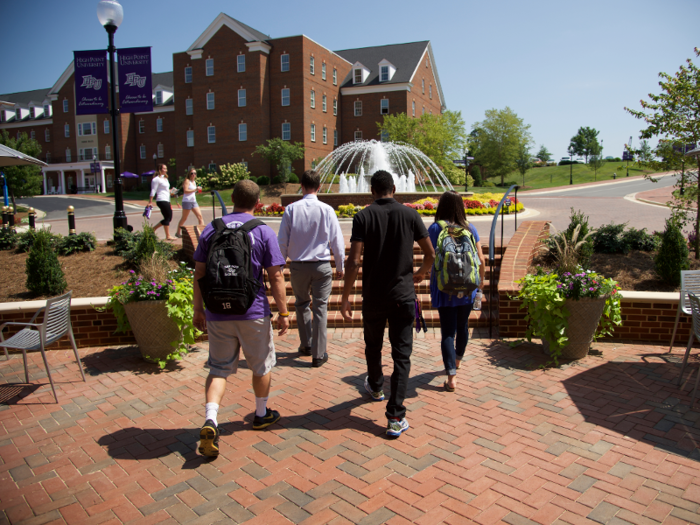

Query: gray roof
[[0, 88, 51, 106], [334, 41, 429, 87], [233, 17, 270, 42], [152, 71, 173, 88]]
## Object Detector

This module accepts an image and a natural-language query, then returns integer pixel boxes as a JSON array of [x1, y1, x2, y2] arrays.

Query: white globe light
[[97, 0, 123, 28]]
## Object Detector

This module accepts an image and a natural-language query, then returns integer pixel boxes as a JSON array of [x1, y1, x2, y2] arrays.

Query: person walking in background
[[278, 170, 345, 368], [341, 170, 435, 438], [429, 191, 485, 392], [175, 168, 206, 238], [192, 180, 289, 458], [148, 163, 176, 241]]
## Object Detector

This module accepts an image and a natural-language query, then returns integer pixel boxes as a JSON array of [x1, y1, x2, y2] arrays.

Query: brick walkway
[[1, 330, 699, 524]]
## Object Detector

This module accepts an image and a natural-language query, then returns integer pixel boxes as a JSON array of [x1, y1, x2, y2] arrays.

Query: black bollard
[[28, 207, 36, 230], [8, 208, 15, 230], [67, 206, 76, 236]]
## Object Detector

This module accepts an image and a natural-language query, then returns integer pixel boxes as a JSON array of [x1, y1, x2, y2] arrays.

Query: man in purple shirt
[[193, 180, 289, 458]]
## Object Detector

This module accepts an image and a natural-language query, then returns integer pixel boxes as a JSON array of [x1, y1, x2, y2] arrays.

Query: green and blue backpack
[[434, 220, 480, 298]]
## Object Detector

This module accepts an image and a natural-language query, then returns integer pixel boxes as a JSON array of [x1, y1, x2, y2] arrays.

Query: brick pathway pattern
[[1, 330, 699, 525]]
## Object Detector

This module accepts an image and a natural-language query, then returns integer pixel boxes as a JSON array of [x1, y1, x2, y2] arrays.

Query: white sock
[[255, 397, 268, 418], [205, 402, 219, 426]]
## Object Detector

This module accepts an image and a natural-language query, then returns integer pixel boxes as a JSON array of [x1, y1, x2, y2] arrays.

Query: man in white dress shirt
[[278, 170, 345, 367]]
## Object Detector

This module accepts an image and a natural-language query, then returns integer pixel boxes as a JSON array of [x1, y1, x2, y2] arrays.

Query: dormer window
[[378, 60, 396, 82], [354, 69, 362, 84], [43, 104, 50, 117], [29, 107, 35, 118], [352, 62, 370, 85], [155, 91, 163, 105], [380, 66, 389, 82]]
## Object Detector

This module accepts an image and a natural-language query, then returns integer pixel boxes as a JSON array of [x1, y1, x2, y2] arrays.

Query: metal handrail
[[210, 190, 228, 220], [487, 184, 520, 338]]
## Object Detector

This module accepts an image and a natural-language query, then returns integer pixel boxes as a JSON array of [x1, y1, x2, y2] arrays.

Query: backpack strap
[[235, 218, 265, 233], [212, 218, 227, 232], [438, 220, 448, 230]]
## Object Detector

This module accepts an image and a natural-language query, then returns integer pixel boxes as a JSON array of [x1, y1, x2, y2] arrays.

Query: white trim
[[135, 106, 175, 115], [245, 41, 272, 54], [48, 62, 74, 98], [42, 160, 114, 171], [187, 49, 203, 60], [409, 44, 445, 111], [187, 13, 269, 51], [0, 119, 53, 129], [300, 35, 353, 66], [341, 82, 413, 96]]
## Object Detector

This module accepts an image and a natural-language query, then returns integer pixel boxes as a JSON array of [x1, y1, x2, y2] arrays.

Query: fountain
[[315, 140, 453, 193]]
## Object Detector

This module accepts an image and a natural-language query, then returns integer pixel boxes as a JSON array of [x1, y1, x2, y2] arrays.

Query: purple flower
[[129, 270, 135, 274], [589, 287, 595, 291], [129, 291, 134, 294], [158, 285, 162, 289]]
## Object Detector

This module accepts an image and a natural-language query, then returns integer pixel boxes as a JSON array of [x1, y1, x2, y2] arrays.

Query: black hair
[[370, 170, 394, 196], [300, 170, 321, 190], [435, 190, 468, 229]]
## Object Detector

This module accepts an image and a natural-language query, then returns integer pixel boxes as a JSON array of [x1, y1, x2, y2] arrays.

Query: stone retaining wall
[[280, 192, 474, 210]]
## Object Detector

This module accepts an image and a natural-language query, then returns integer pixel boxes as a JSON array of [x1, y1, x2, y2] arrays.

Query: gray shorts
[[182, 201, 199, 210], [206, 317, 276, 377]]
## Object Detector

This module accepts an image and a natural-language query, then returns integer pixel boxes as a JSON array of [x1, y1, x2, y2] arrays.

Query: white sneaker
[[364, 376, 384, 401], [386, 418, 409, 437]]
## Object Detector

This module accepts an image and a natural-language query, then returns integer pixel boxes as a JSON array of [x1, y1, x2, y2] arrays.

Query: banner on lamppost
[[73, 50, 109, 115], [117, 47, 153, 113]]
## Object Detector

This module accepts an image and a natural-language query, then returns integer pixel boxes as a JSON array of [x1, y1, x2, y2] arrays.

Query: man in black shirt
[[341, 170, 435, 438]]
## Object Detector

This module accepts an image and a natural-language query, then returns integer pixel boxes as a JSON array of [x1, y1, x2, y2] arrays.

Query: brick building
[[0, 13, 445, 193]]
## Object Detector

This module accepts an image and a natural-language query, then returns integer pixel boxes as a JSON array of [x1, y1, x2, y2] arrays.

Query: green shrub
[[26, 229, 66, 296], [288, 173, 299, 183], [0, 228, 17, 250], [113, 226, 173, 265], [272, 175, 284, 184], [257, 176, 270, 186], [208, 162, 250, 190], [248, 176, 258, 184], [113, 228, 138, 257], [622, 227, 659, 252], [655, 219, 689, 286], [16, 229, 61, 253], [593, 222, 628, 254], [133, 224, 160, 265], [470, 167, 483, 186], [483, 180, 495, 188], [544, 208, 594, 269], [57, 232, 97, 256]]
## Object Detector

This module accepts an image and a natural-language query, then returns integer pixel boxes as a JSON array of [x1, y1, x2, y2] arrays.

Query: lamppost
[[97, 0, 130, 232], [463, 151, 473, 192], [568, 145, 574, 185]]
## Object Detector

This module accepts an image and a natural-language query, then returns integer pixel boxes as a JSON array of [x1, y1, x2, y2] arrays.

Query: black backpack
[[198, 218, 265, 315]]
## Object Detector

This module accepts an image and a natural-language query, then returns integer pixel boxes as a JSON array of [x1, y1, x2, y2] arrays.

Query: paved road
[[15, 195, 142, 221], [524, 172, 679, 198]]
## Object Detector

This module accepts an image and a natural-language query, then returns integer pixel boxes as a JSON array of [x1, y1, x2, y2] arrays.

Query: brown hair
[[187, 169, 197, 181], [300, 170, 321, 190], [435, 190, 468, 229], [232, 179, 260, 209], [157, 162, 168, 178]]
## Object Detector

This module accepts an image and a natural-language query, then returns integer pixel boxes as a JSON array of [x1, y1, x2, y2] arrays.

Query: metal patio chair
[[678, 292, 700, 405], [669, 270, 700, 354], [0, 291, 86, 403]]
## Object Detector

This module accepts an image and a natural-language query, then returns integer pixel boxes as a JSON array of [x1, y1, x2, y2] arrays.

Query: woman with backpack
[[429, 191, 485, 392]]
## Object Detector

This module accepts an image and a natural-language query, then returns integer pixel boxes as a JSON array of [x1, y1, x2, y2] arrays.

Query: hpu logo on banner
[[80, 76, 103, 90], [123, 73, 147, 89]]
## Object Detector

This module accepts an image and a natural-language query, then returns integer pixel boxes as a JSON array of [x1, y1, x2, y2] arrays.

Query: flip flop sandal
[[444, 381, 455, 392]]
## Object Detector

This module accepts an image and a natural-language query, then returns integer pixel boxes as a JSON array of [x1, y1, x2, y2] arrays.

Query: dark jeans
[[156, 200, 172, 226], [437, 305, 472, 375], [363, 300, 415, 420]]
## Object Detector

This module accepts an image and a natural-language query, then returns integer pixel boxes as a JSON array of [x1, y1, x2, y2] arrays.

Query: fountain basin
[[281, 191, 474, 210]]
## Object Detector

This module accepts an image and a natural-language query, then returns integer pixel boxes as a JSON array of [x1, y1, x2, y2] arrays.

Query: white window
[[65, 148, 71, 162], [333, 68, 337, 85], [155, 91, 163, 105], [354, 131, 362, 141], [333, 99, 337, 116], [242, 161, 248, 169], [0, 111, 4, 122], [238, 123, 247, 142], [63, 100, 69, 112], [104, 120, 109, 133], [43, 104, 50, 116], [380, 66, 389, 82], [281, 54, 289, 72], [140, 145, 146, 159], [310, 56, 315, 75], [185, 66, 192, 83], [354, 100, 362, 116], [238, 89, 246, 107], [381, 99, 389, 115], [186, 98, 193, 115], [422, 79, 425, 94], [322, 95, 327, 113], [310, 124, 316, 142], [310, 90, 315, 109], [429, 85, 432, 99], [412, 101, 416, 117], [422, 106, 425, 115], [323, 126, 327, 144], [30, 107, 35, 118], [45, 129, 50, 142], [187, 130, 194, 147], [322, 63, 326, 80], [157, 144, 164, 158], [139, 121, 145, 134], [426, 58, 429, 68], [334, 129, 338, 147], [208, 163, 217, 172], [30, 130, 35, 140], [206, 92, 215, 110], [105, 145, 111, 160], [206, 58, 214, 76], [237, 55, 245, 73], [64, 123, 70, 137], [354, 69, 362, 84], [282, 122, 291, 141], [281, 88, 290, 106], [208, 125, 216, 143], [46, 152, 51, 163], [78, 122, 96, 136], [157, 118, 163, 132], [381, 130, 389, 142]]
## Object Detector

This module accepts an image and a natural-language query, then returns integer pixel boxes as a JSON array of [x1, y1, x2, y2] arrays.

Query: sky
[[1, 0, 698, 161]]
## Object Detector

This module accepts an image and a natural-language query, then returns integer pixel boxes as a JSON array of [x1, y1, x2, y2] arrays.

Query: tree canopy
[[569, 127, 600, 163], [536, 146, 551, 163], [516, 142, 533, 186], [0, 130, 43, 209], [253, 138, 305, 182], [468, 107, 532, 185]]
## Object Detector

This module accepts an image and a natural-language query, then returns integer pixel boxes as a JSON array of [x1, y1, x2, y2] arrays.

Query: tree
[[625, 47, 700, 257], [636, 139, 653, 166], [377, 110, 467, 183], [515, 142, 533, 186], [0, 130, 43, 210], [569, 127, 600, 163], [468, 107, 532, 185], [588, 142, 605, 180], [536, 146, 551, 164], [253, 138, 305, 182]]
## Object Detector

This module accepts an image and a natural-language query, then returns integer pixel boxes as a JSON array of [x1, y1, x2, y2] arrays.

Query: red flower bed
[[463, 199, 485, 209]]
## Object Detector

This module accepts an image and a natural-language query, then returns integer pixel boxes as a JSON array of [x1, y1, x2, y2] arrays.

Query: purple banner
[[73, 50, 109, 115], [117, 47, 153, 113]]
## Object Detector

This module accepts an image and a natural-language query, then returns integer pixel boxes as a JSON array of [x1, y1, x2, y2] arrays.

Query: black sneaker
[[298, 346, 312, 356], [253, 408, 281, 430], [198, 419, 220, 457], [312, 353, 329, 367]]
